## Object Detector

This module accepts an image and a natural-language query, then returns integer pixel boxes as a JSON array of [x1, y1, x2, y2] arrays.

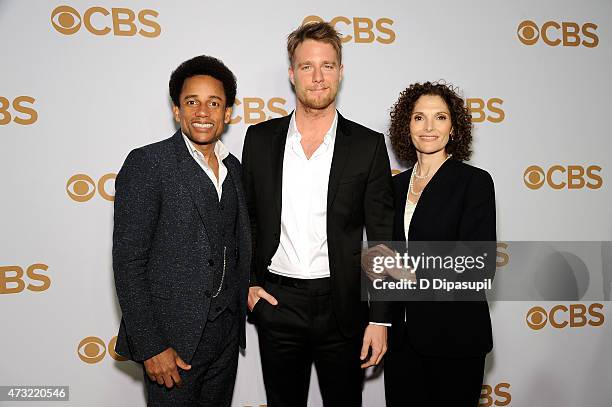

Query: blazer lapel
[[225, 154, 248, 234], [407, 158, 456, 241], [225, 155, 243, 210], [225, 155, 252, 264], [270, 114, 291, 223], [327, 112, 351, 210], [172, 130, 214, 241], [396, 171, 410, 242]]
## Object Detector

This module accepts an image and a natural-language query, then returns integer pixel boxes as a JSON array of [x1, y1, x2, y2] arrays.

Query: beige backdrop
[[1, 1, 611, 406]]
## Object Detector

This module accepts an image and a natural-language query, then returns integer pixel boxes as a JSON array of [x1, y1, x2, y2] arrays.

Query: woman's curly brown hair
[[389, 81, 472, 166]]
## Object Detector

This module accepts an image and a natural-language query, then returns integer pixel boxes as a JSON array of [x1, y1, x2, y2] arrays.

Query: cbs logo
[[523, 165, 603, 190], [517, 20, 598, 48], [526, 303, 604, 330], [0, 264, 51, 294], [479, 382, 511, 407], [51, 5, 160, 37], [466, 98, 504, 123], [302, 15, 395, 44], [77, 336, 127, 364], [66, 173, 116, 202], [0, 96, 37, 125], [229, 97, 288, 125]]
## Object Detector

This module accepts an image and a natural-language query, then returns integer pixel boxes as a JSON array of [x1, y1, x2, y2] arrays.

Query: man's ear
[[288, 66, 295, 86], [224, 106, 232, 124], [172, 104, 180, 122]]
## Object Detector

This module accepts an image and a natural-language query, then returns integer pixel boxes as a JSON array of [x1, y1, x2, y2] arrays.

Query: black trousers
[[253, 275, 364, 407], [384, 332, 485, 406], [144, 309, 239, 407]]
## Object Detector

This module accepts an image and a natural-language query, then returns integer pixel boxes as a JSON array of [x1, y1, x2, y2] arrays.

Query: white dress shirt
[[268, 113, 338, 279], [182, 133, 228, 201]]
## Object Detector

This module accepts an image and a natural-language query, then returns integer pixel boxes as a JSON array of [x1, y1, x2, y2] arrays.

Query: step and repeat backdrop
[[1, 1, 611, 406]]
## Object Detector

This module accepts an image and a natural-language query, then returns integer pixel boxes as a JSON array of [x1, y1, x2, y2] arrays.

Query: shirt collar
[[182, 133, 229, 164], [288, 111, 338, 146]]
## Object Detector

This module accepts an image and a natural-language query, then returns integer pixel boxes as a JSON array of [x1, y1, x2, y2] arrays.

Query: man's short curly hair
[[389, 81, 472, 166], [169, 55, 237, 107]]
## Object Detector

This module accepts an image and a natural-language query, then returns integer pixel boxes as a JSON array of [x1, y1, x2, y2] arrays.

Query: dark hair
[[169, 55, 237, 107], [389, 81, 472, 166], [287, 21, 342, 66]]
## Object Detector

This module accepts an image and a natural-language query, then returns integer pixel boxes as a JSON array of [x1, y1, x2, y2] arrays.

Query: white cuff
[[369, 322, 391, 327]]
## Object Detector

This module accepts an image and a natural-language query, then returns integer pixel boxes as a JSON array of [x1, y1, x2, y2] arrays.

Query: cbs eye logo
[[526, 303, 604, 330], [0, 264, 51, 294], [51, 5, 160, 37], [479, 382, 511, 407], [517, 20, 598, 48], [66, 173, 116, 202], [466, 98, 504, 123], [0, 96, 38, 125], [229, 97, 288, 125], [523, 165, 603, 190], [77, 336, 127, 364], [302, 15, 395, 44]]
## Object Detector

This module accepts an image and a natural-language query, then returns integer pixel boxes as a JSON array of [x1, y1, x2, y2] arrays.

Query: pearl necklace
[[409, 155, 452, 197], [413, 170, 430, 180]]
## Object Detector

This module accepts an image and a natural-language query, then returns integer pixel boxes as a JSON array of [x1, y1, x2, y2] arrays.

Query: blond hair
[[287, 21, 342, 66]]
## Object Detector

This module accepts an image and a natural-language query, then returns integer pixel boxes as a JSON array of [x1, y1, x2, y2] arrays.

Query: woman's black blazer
[[391, 158, 496, 358]]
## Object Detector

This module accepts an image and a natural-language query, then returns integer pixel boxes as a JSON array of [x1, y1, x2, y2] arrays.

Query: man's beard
[[298, 88, 337, 110]]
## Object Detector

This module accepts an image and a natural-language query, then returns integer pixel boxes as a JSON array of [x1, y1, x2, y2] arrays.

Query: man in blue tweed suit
[[112, 55, 251, 407]]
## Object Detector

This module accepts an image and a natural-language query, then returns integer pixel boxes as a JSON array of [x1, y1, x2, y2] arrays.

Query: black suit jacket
[[391, 158, 496, 357], [113, 130, 251, 363], [242, 112, 394, 337]]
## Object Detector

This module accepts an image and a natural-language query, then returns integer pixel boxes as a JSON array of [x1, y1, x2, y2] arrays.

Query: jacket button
[[208, 259, 214, 267], [204, 290, 211, 298]]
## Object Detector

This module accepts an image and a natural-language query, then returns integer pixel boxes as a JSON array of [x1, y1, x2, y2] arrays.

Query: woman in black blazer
[[384, 82, 496, 406]]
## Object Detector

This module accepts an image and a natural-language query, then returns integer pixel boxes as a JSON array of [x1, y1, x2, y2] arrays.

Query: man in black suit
[[242, 22, 394, 406], [113, 55, 251, 407]]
